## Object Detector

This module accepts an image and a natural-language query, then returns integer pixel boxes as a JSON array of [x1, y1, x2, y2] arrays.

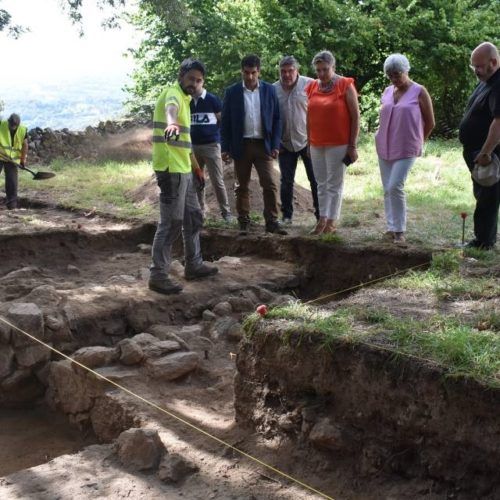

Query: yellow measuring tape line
[[0, 315, 334, 500], [304, 260, 431, 306]]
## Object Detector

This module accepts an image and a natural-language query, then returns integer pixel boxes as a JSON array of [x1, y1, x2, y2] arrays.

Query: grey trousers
[[150, 171, 204, 280], [0, 161, 18, 209], [192, 142, 231, 217]]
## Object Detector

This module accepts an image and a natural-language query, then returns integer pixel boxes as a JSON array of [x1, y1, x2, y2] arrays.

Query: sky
[[1, 0, 138, 88]]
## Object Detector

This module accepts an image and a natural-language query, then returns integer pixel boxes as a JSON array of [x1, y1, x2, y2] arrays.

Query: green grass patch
[[245, 302, 500, 387], [18, 159, 154, 219]]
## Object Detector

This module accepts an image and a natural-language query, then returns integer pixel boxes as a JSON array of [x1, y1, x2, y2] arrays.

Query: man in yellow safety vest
[[149, 58, 218, 295], [0, 113, 28, 209]]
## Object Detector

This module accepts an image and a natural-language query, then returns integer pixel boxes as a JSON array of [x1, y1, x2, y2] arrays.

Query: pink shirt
[[375, 82, 424, 161]]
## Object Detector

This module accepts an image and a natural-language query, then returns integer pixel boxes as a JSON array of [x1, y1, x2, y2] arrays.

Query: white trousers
[[378, 157, 416, 233], [310, 144, 348, 220]]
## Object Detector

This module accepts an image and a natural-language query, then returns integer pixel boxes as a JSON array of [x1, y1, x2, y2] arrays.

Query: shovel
[[0, 153, 56, 180]]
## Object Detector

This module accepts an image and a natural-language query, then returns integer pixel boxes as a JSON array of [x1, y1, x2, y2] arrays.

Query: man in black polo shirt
[[459, 42, 500, 250], [190, 85, 233, 222]]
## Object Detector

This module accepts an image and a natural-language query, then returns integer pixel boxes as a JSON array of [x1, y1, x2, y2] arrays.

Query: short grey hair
[[279, 55, 299, 69], [383, 54, 410, 74], [312, 50, 336, 68]]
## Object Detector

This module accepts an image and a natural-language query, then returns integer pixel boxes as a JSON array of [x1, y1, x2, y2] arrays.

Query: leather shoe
[[185, 263, 219, 281], [148, 278, 183, 295], [265, 222, 288, 235], [239, 220, 250, 236]]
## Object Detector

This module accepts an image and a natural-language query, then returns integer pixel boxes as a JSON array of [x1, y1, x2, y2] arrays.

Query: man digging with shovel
[[0, 113, 28, 210]]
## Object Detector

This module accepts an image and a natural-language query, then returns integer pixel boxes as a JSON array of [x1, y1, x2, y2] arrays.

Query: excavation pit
[[3, 205, 495, 499]]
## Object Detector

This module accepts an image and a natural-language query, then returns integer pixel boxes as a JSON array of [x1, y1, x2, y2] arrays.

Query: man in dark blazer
[[221, 54, 287, 235]]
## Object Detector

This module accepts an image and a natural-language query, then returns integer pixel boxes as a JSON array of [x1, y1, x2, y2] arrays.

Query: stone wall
[[27, 118, 152, 165]]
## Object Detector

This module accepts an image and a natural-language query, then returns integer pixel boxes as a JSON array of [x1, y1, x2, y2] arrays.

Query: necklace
[[319, 76, 338, 93]]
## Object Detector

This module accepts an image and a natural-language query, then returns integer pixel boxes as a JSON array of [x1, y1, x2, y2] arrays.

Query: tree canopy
[[124, 0, 498, 134], [2, 0, 499, 133]]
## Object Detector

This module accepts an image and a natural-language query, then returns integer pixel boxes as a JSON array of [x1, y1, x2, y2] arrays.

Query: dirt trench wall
[[201, 233, 431, 299], [235, 329, 500, 496]]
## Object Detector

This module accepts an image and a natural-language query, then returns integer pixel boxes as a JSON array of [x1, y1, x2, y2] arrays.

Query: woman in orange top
[[306, 50, 360, 234]]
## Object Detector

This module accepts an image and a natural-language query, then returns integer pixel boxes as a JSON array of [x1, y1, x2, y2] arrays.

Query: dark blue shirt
[[190, 90, 222, 145]]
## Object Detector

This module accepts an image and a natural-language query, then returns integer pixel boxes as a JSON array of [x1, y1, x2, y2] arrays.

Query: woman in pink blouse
[[375, 54, 435, 245]]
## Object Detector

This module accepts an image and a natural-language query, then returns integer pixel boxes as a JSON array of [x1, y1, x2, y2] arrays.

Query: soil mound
[[128, 163, 316, 218]]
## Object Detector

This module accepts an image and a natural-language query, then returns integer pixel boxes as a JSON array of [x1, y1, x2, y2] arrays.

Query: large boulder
[[145, 352, 199, 381], [116, 428, 165, 470]]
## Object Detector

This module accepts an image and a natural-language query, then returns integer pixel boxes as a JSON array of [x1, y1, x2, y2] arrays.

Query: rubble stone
[[116, 428, 165, 470], [15, 343, 51, 368], [213, 301, 233, 316], [118, 338, 144, 365], [145, 352, 199, 381], [0, 345, 15, 379], [7, 303, 45, 348], [72, 346, 118, 369], [158, 453, 199, 483]]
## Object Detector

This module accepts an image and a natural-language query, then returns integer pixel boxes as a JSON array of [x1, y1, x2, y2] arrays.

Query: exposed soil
[[0, 201, 496, 500]]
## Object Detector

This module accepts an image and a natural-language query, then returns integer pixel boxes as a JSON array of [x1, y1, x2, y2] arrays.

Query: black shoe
[[184, 263, 219, 281], [148, 278, 183, 295], [239, 220, 250, 235], [466, 239, 494, 250], [266, 221, 288, 235]]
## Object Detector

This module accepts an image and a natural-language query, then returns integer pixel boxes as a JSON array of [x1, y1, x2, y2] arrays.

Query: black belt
[[243, 138, 264, 142]]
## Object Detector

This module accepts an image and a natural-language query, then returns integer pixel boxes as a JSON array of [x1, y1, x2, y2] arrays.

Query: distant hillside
[[1, 75, 129, 131]]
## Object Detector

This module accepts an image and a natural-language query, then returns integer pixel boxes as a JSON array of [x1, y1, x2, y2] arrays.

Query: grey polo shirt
[[273, 75, 313, 152]]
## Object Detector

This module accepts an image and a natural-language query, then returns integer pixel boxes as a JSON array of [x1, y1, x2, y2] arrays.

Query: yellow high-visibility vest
[[152, 82, 192, 173], [0, 120, 27, 163]]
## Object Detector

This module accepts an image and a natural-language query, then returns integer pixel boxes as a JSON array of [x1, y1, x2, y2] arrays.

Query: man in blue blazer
[[221, 54, 287, 235]]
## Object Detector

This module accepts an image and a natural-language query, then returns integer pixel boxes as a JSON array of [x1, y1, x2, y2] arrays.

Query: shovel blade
[[33, 171, 56, 180]]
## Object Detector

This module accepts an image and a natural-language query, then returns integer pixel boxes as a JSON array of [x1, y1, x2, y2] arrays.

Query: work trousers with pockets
[[378, 157, 416, 233], [150, 171, 204, 280], [463, 149, 500, 247], [0, 161, 18, 209], [278, 146, 319, 220], [192, 142, 232, 217], [310, 144, 347, 220], [233, 139, 279, 224]]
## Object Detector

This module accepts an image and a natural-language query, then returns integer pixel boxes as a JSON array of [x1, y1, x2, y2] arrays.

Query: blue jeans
[[150, 171, 204, 280], [278, 146, 319, 220]]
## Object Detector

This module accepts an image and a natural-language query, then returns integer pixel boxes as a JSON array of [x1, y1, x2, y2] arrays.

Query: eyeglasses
[[469, 62, 489, 71]]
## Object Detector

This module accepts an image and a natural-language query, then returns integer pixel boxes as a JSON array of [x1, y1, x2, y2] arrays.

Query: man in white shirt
[[274, 56, 319, 224], [221, 54, 286, 235]]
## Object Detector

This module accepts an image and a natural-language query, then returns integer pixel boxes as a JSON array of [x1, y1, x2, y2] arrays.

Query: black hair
[[241, 54, 261, 70], [179, 58, 206, 78]]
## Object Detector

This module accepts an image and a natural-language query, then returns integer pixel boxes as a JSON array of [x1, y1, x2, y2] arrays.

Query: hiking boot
[[148, 278, 183, 295], [184, 263, 219, 281], [382, 231, 395, 241], [239, 219, 250, 235], [282, 217, 293, 226], [265, 221, 288, 235]]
